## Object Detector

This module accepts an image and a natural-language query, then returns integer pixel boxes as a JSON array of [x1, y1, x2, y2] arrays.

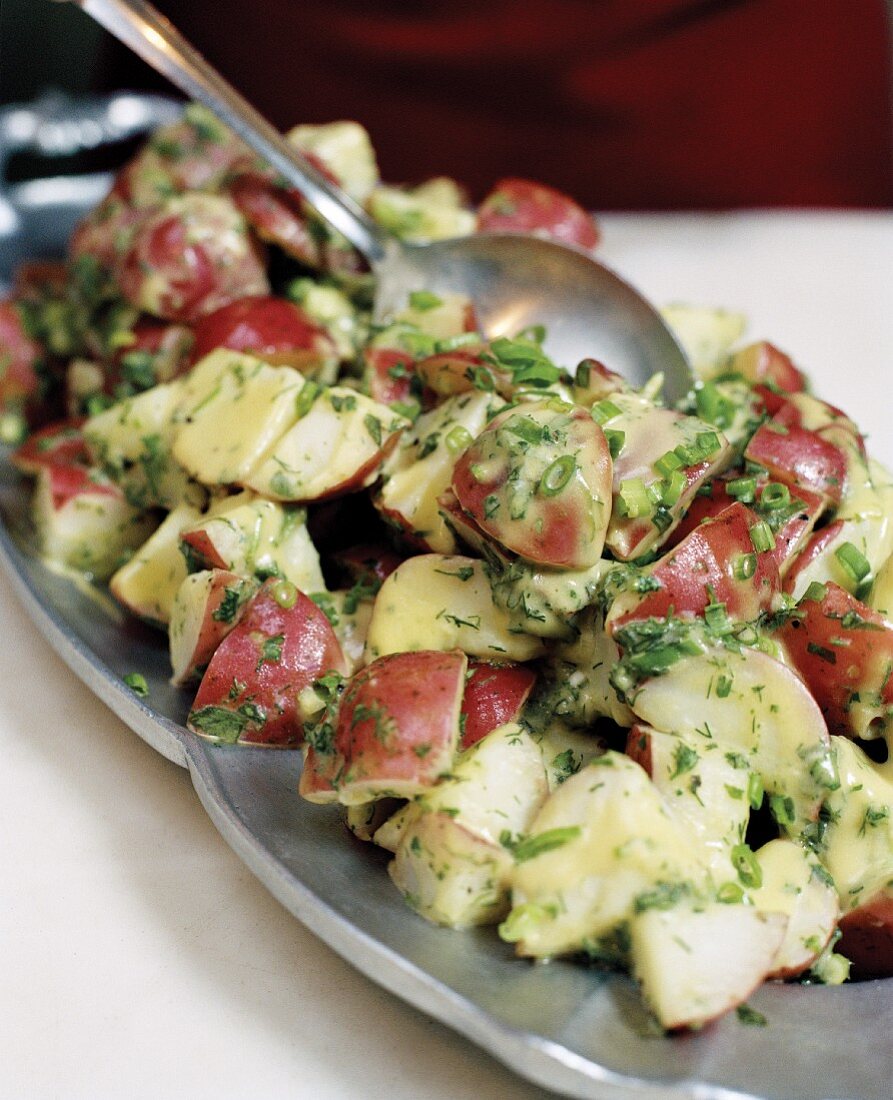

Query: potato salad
[[2, 105, 892, 1033]]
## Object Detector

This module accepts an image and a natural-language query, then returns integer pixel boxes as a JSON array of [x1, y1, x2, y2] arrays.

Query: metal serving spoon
[[59, 0, 692, 401]]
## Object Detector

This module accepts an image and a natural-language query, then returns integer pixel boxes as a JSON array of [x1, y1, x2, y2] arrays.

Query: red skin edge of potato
[[476, 178, 600, 252], [837, 890, 893, 977], [334, 650, 467, 790], [11, 419, 87, 475], [459, 661, 536, 749], [172, 569, 254, 686], [745, 421, 847, 506], [189, 295, 333, 366], [188, 581, 348, 746], [774, 581, 893, 737], [610, 501, 780, 630]]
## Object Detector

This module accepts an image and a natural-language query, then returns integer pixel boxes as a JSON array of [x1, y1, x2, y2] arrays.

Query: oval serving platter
[[1, 109, 892, 1097], [2, 466, 891, 1100]]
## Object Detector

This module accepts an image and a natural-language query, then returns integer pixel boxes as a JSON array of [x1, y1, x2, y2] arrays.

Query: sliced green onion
[[652, 506, 673, 533], [717, 882, 745, 904], [592, 398, 622, 425], [835, 541, 871, 583], [617, 477, 652, 519], [747, 772, 764, 810], [695, 430, 722, 459], [271, 580, 298, 609], [295, 380, 321, 419], [731, 842, 762, 888], [445, 425, 473, 455], [695, 382, 735, 428], [802, 581, 828, 604], [654, 450, 684, 478], [408, 289, 443, 311], [469, 463, 488, 483], [761, 481, 791, 510], [433, 331, 481, 353], [604, 428, 625, 460], [660, 468, 687, 507], [749, 520, 776, 553], [123, 672, 149, 698], [733, 552, 757, 580], [673, 442, 698, 466], [539, 455, 576, 496], [769, 794, 796, 827], [727, 475, 757, 503], [704, 601, 731, 635], [574, 360, 591, 388]]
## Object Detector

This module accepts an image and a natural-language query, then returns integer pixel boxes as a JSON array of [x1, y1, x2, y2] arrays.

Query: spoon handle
[[58, 0, 389, 263]]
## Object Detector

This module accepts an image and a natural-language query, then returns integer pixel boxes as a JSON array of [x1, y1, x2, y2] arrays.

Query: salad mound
[[2, 105, 892, 1032]]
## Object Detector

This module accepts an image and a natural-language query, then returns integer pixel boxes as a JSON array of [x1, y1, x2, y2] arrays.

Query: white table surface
[[1, 212, 891, 1100]]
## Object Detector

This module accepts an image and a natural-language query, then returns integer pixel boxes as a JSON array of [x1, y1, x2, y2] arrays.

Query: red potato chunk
[[331, 650, 467, 802], [727, 341, 806, 393], [112, 110, 248, 207], [229, 164, 364, 276], [745, 421, 847, 507], [837, 888, 893, 977], [609, 502, 780, 631], [189, 295, 337, 374], [11, 419, 87, 475], [477, 178, 600, 254], [459, 661, 537, 749], [187, 580, 349, 746], [0, 300, 46, 420], [169, 569, 258, 686], [363, 346, 428, 409], [775, 582, 893, 740], [782, 519, 845, 596], [451, 401, 612, 569], [663, 475, 825, 576], [118, 194, 269, 322], [70, 195, 150, 275]]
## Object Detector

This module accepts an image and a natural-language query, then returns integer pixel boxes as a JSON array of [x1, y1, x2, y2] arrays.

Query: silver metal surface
[[61, 0, 692, 399]]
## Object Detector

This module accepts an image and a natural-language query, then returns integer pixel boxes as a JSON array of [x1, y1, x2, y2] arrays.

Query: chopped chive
[[540, 455, 576, 496], [747, 772, 764, 809], [749, 520, 776, 553], [295, 380, 321, 419], [604, 428, 625, 459], [434, 331, 481, 353], [695, 382, 734, 428], [727, 476, 757, 503], [733, 552, 757, 580], [760, 481, 791, 510], [695, 430, 721, 459], [513, 826, 581, 862], [591, 398, 622, 425], [652, 506, 673, 533], [123, 672, 149, 698], [574, 360, 591, 388], [408, 289, 443, 311], [617, 477, 652, 519], [704, 601, 731, 635], [271, 579, 298, 609], [731, 842, 762, 888], [654, 450, 683, 478], [717, 881, 745, 904], [660, 468, 687, 506], [835, 541, 871, 583], [445, 425, 473, 455], [802, 581, 828, 603]]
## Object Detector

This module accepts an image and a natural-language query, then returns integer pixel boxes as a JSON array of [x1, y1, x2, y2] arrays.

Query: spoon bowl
[[62, 0, 692, 400]]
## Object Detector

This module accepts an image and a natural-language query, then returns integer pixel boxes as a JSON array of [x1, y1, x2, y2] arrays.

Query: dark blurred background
[[2, 0, 892, 210]]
